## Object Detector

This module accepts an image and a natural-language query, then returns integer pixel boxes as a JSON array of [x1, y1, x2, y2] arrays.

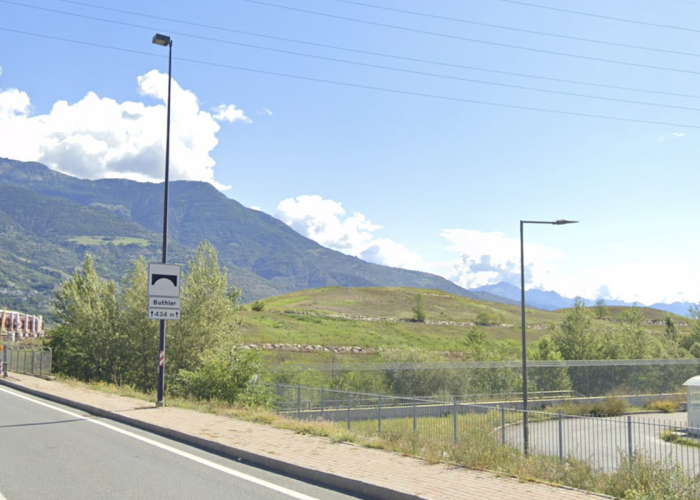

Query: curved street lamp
[[520, 219, 578, 456], [152, 33, 173, 407]]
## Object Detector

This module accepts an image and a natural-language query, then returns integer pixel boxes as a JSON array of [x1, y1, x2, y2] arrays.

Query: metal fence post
[[275, 384, 281, 414], [347, 390, 351, 431], [297, 384, 301, 419], [413, 397, 417, 433], [453, 397, 458, 444], [378, 393, 382, 434], [558, 410, 563, 464], [321, 387, 325, 419], [627, 416, 633, 458], [31, 348, 36, 376], [501, 404, 506, 445]]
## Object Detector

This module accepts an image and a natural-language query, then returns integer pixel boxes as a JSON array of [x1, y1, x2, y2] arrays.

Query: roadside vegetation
[[37, 247, 700, 500]]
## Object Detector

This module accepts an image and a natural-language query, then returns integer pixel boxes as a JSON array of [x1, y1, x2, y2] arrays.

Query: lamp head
[[152, 33, 171, 46], [553, 220, 579, 225]]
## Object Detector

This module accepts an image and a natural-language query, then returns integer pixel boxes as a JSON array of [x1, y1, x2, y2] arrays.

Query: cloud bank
[[440, 229, 566, 290], [0, 70, 249, 188], [275, 195, 423, 269]]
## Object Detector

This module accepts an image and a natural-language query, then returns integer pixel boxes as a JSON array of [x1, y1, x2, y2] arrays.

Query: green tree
[[552, 298, 601, 360], [380, 349, 449, 396], [51, 253, 123, 382], [118, 257, 159, 391], [594, 299, 609, 320], [664, 314, 679, 342], [412, 294, 426, 322], [167, 241, 241, 379], [530, 335, 572, 392]]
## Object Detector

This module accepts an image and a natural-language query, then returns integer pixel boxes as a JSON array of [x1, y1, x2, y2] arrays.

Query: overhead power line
[[489, 0, 700, 34], [41, 0, 700, 100], [2, 25, 700, 131], [242, 0, 700, 76], [323, 0, 700, 59], [3, 1, 696, 111]]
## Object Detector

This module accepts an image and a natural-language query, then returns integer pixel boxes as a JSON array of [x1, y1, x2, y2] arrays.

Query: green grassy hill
[[239, 287, 688, 363]]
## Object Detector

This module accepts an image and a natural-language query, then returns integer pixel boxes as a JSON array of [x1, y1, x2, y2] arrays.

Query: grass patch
[[67, 236, 149, 247]]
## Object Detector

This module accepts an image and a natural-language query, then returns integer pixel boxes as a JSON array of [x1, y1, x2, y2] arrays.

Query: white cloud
[[275, 195, 422, 269], [0, 70, 250, 189], [261, 108, 273, 116], [440, 229, 566, 290], [212, 104, 251, 123]]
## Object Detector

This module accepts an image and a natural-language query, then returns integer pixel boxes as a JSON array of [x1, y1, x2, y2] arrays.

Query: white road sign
[[148, 264, 182, 321], [148, 264, 181, 298]]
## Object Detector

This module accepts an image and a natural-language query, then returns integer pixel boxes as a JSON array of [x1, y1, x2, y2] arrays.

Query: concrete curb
[[0, 377, 424, 500]]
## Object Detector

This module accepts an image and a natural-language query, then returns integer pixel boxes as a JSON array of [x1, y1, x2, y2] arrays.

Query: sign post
[[148, 264, 181, 407]]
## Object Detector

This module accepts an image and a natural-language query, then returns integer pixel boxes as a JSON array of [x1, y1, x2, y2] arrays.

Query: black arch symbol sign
[[151, 274, 178, 287]]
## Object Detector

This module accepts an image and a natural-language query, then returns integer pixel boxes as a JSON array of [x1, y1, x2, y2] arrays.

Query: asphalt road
[[504, 411, 700, 473], [0, 386, 373, 500]]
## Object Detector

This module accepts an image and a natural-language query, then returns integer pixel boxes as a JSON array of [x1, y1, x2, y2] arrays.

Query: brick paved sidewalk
[[0, 374, 609, 500]]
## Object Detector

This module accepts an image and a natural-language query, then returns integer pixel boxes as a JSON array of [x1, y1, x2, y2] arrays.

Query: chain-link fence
[[273, 383, 700, 474], [1, 345, 52, 378], [269, 358, 700, 398]]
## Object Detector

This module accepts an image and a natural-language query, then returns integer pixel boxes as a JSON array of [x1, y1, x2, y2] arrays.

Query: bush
[[251, 300, 265, 312], [549, 397, 628, 417], [474, 311, 504, 326], [646, 400, 680, 413], [171, 346, 266, 406]]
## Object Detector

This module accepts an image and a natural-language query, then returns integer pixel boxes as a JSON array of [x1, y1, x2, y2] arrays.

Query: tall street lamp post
[[520, 219, 578, 455], [152, 33, 173, 407]]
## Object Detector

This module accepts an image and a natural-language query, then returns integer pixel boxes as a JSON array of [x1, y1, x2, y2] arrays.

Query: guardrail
[[1, 345, 52, 378]]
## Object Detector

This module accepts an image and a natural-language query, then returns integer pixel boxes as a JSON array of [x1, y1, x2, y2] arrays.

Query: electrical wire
[[488, 0, 700, 34], [241, 0, 700, 75], [40, 0, 700, 100], [321, 0, 700, 59], [2, 25, 700, 130]]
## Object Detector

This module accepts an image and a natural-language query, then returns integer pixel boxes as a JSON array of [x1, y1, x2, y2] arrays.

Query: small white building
[[683, 376, 700, 433]]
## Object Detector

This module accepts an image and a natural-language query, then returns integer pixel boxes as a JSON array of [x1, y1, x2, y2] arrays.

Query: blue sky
[[1, 0, 699, 305]]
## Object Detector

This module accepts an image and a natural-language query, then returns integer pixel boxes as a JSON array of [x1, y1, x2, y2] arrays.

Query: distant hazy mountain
[[473, 282, 695, 316], [0, 158, 514, 315]]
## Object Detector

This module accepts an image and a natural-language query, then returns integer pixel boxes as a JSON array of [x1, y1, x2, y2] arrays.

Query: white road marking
[[0, 387, 321, 500]]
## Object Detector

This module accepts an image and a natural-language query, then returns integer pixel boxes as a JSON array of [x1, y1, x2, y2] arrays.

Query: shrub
[[171, 346, 266, 406], [646, 400, 680, 413], [590, 397, 628, 417], [474, 311, 504, 326], [251, 300, 265, 312]]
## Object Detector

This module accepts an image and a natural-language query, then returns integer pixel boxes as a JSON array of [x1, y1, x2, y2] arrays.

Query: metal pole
[[2, 345, 6, 378], [413, 397, 417, 432], [347, 390, 351, 431], [520, 220, 529, 456], [501, 404, 506, 445], [378, 393, 382, 434], [627, 416, 633, 458], [453, 397, 458, 444], [321, 387, 325, 419], [156, 38, 173, 408], [558, 410, 563, 463]]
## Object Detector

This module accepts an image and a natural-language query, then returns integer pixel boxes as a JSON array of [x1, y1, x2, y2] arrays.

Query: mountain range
[[0, 158, 509, 316], [1, 158, 692, 319], [473, 282, 696, 317]]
